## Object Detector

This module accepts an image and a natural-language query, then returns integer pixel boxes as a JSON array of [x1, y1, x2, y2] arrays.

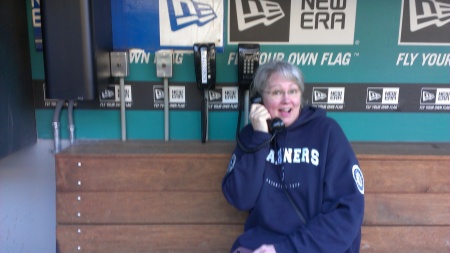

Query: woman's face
[[262, 72, 302, 127]]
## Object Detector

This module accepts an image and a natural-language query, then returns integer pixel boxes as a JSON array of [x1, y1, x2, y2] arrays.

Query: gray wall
[[0, 140, 56, 253], [0, 0, 48, 251], [0, 0, 37, 159]]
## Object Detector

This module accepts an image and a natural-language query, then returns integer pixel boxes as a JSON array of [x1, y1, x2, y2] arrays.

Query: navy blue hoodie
[[222, 106, 365, 253]]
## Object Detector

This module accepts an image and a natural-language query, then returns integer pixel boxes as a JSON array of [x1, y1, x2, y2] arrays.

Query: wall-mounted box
[[41, 0, 112, 100], [155, 50, 173, 78]]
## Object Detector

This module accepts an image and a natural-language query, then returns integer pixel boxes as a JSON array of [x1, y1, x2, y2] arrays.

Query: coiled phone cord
[[201, 89, 208, 143]]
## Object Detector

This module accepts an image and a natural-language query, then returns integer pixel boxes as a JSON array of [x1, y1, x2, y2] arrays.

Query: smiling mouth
[[278, 108, 292, 117], [280, 108, 292, 113]]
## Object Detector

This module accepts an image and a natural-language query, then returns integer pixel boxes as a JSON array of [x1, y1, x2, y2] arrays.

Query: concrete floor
[[0, 140, 58, 253]]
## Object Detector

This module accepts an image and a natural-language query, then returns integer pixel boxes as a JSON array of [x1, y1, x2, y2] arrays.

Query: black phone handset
[[194, 43, 216, 90], [236, 94, 285, 153], [250, 94, 285, 134], [193, 43, 216, 143]]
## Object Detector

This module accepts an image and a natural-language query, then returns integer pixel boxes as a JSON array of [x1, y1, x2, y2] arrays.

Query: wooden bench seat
[[55, 141, 450, 253]]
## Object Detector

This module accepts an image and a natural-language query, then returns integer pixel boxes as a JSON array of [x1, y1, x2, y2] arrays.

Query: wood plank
[[57, 192, 247, 224], [56, 225, 450, 253], [57, 192, 450, 226], [56, 156, 450, 193], [363, 193, 450, 225], [351, 142, 450, 156], [58, 141, 450, 156], [361, 226, 450, 253], [360, 157, 450, 193], [56, 156, 229, 192], [58, 140, 236, 156], [57, 224, 242, 253]]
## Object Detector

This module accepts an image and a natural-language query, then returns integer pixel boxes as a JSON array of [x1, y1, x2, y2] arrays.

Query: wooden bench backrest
[[55, 141, 450, 253]]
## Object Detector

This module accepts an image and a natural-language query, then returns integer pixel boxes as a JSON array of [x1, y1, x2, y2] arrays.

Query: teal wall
[[28, 0, 450, 142]]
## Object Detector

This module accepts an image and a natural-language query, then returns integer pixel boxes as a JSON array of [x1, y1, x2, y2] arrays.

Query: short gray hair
[[250, 61, 305, 99]]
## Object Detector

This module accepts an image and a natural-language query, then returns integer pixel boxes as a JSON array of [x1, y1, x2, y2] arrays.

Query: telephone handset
[[193, 43, 216, 90], [238, 44, 260, 90], [251, 94, 285, 134], [236, 94, 285, 153], [193, 43, 216, 143]]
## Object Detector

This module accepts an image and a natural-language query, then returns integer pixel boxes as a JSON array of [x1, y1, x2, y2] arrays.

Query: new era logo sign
[[366, 88, 400, 104], [367, 90, 382, 102], [314, 89, 328, 102], [222, 87, 239, 103], [209, 90, 222, 102], [169, 86, 186, 103], [421, 88, 450, 104], [229, 0, 291, 42], [399, 0, 450, 45], [100, 85, 132, 102], [154, 85, 165, 103], [235, 0, 285, 31], [229, 0, 357, 44], [409, 0, 450, 32], [167, 0, 217, 31], [312, 87, 345, 104], [159, 0, 223, 49]]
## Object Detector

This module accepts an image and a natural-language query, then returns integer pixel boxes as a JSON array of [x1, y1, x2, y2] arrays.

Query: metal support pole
[[120, 77, 126, 141], [68, 100, 75, 145], [164, 78, 169, 141]]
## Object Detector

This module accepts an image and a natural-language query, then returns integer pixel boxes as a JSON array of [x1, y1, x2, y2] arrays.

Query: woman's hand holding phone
[[249, 103, 271, 133]]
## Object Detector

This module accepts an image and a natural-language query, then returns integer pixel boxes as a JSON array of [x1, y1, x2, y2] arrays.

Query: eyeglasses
[[264, 89, 300, 99]]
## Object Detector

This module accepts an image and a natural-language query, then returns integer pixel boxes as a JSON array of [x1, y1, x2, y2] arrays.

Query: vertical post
[[155, 50, 173, 141], [164, 78, 169, 141], [110, 52, 129, 141], [120, 77, 126, 141]]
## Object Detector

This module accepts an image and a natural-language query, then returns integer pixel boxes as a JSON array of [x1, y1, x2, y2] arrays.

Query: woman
[[222, 61, 365, 253]]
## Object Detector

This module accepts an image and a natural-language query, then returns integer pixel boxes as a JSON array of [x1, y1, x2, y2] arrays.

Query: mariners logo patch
[[227, 154, 237, 173], [352, 165, 364, 194]]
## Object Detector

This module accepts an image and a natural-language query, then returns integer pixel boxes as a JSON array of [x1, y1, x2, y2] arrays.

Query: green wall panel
[[36, 109, 450, 142], [30, 0, 450, 142]]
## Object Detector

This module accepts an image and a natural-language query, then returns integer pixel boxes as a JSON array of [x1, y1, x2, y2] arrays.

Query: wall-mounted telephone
[[193, 43, 216, 90], [193, 43, 216, 143], [251, 94, 285, 134], [236, 43, 260, 133], [238, 44, 260, 90]]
